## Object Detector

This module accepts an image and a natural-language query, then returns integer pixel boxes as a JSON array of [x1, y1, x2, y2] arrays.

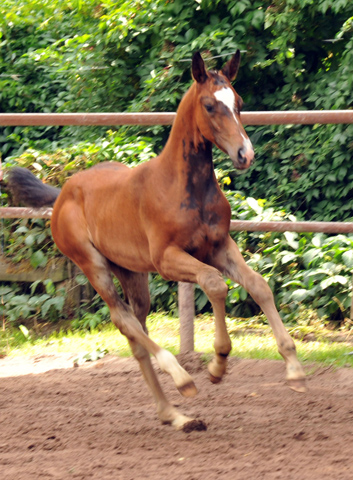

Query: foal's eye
[[202, 96, 216, 114]]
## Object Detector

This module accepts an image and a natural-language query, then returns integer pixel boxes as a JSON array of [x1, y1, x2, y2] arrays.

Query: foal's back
[[51, 160, 159, 272]]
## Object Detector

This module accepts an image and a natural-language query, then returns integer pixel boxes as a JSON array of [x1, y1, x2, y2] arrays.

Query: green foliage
[[276, 234, 353, 322], [71, 305, 110, 331], [2, 218, 54, 265], [233, 0, 353, 220], [149, 274, 178, 315], [2, 0, 353, 216], [3, 131, 156, 185], [1, 0, 353, 330], [227, 194, 353, 323], [237, 122, 353, 221], [0, 281, 65, 325]]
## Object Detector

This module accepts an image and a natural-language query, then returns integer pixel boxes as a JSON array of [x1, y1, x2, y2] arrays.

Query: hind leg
[[52, 202, 196, 395], [110, 266, 206, 430], [68, 247, 199, 427], [110, 266, 151, 332], [51, 206, 202, 429], [68, 246, 196, 395], [129, 338, 203, 429]]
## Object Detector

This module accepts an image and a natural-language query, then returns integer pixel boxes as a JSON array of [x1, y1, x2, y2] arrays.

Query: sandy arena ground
[[1, 353, 352, 480]]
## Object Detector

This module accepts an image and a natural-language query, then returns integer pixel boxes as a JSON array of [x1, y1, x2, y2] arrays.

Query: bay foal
[[7, 51, 305, 431]]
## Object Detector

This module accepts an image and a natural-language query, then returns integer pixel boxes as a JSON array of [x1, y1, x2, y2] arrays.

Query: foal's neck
[[161, 84, 216, 185]]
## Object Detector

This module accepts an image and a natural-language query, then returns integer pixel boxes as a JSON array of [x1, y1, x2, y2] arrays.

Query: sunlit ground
[[1, 313, 352, 369]]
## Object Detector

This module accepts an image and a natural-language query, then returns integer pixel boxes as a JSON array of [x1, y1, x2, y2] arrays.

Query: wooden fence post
[[178, 282, 195, 353]]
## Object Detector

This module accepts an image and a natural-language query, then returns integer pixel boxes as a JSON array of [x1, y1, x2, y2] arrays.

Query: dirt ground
[[0, 353, 352, 480]]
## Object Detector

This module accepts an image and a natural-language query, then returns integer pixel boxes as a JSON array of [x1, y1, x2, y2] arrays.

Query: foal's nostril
[[238, 148, 247, 164]]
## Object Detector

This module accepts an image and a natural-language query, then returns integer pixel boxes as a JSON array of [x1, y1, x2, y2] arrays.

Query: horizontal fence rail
[[3, 208, 353, 234], [1, 108, 353, 352], [0, 207, 53, 219], [230, 220, 353, 234], [0, 110, 353, 126]]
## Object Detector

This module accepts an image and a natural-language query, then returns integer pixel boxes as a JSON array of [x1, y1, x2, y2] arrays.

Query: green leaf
[[320, 275, 348, 290], [41, 297, 65, 317], [15, 226, 29, 234], [246, 197, 263, 214], [28, 294, 50, 306], [36, 232, 47, 244], [19, 324, 30, 339], [0, 286, 14, 296], [30, 280, 41, 295], [306, 268, 329, 277], [312, 234, 325, 248], [196, 292, 209, 310], [281, 252, 297, 264], [263, 244, 281, 253], [44, 279, 56, 295], [291, 289, 310, 302], [30, 250, 48, 268], [9, 295, 29, 306], [24, 234, 36, 246], [284, 232, 299, 250], [342, 250, 353, 269], [75, 274, 88, 285], [303, 249, 322, 267], [332, 275, 348, 285], [239, 287, 248, 301], [282, 280, 306, 288]]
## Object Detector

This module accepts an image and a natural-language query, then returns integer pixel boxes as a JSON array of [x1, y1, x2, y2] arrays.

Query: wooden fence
[[1, 110, 353, 351]]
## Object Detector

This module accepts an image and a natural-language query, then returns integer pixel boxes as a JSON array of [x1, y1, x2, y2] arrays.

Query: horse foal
[[6, 50, 306, 431]]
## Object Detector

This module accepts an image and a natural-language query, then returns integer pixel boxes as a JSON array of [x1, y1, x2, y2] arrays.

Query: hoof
[[209, 372, 222, 384], [287, 378, 306, 393], [207, 361, 226, 383], [181, 419, 207, 433], [177, 381, 198, 397]]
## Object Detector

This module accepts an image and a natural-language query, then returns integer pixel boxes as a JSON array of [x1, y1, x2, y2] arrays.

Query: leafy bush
[[2, 131, 156, 186], [2, 189, 353, 327], [3, 218, 56, 266], [1, 0, 353, 330], [71, 306, 110, 331], [227, 195, 353, 323], [0, 281, 65, 325]]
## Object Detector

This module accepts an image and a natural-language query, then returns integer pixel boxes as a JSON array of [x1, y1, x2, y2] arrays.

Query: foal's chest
[[181, 192, 231, 261]]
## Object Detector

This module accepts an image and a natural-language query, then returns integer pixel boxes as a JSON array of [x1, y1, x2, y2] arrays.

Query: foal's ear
[[192, 52, 208, 84], [221, 49, 241, 81]]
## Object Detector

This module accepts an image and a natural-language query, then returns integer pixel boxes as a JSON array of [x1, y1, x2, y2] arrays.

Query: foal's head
[[191, 50, 254, 170]]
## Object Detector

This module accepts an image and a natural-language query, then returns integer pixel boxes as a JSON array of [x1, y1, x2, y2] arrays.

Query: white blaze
[[214, 87, 254, 157], [214, 87, 239, 124]]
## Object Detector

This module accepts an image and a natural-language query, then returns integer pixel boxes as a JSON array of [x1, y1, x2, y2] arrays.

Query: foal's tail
[[6, 167, 61, 208]]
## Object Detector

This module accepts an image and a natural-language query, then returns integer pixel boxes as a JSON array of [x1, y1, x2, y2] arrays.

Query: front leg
[[197, 266, 232, 384], [154, 246, 232, 384], [212, 236, 306, 393]]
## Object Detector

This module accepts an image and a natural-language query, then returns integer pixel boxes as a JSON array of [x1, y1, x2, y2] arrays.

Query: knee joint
[[278, 339, 296, 357], [197, 268, 227, 301]]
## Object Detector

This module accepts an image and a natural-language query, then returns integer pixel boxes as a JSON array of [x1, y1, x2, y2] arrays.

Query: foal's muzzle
[[235, 144, 254, 169]]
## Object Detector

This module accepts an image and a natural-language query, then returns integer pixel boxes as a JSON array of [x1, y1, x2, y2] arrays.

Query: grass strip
[[1, 313, 352, 368]]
